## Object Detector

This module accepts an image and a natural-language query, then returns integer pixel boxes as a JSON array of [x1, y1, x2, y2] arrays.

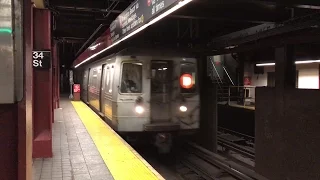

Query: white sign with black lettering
[[32, 51, 51, 69]]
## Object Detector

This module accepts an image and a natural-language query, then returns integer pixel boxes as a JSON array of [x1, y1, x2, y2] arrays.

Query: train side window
[[92, 68, 98, 86], [180, 62, 197, 93], [151, 61, 170, 93], [102, 65, 109, 93], [106, 66, 110, 93], [120, 62, 142, 93], [83, 70, 88, 88], [109, 65, 114, 93], [88, 68, 96, 86]]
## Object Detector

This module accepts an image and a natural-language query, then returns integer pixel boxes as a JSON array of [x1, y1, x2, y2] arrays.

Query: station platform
[[33, 98, 164, 180]]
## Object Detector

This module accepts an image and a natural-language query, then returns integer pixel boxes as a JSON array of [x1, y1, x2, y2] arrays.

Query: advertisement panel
[[73, 84, 80, 93]]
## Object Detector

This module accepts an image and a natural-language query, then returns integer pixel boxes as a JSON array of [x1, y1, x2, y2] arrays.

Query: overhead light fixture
[[256, 60, 320, 67], [294, 60, 320, 64], [74, 0, 192, 68], [256, 63, 275, 67]]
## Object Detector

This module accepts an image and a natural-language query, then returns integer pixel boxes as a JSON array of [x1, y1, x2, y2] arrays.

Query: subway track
[[178, 142, 267, 180], [218, 127, 255, 158], [131, 142, 183, 180], [129, 137, 264, 180]]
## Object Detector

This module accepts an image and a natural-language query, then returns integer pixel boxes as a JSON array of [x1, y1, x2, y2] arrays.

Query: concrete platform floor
[[32, 99, 114, 180]]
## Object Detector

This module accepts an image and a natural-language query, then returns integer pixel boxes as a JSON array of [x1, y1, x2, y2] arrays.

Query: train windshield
[[151, 61, 171, 93], [120, 62, 142, 93], [181, 62, 197, 93]]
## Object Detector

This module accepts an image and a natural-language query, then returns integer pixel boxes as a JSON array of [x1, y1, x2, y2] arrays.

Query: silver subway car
[[78, 48, 199, 152]]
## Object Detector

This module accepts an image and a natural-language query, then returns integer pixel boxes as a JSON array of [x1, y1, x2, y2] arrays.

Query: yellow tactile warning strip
[[71, 101, 165, 180]]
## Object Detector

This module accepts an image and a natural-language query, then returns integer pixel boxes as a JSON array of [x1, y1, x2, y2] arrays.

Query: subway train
[[75, 48, 200, 153]]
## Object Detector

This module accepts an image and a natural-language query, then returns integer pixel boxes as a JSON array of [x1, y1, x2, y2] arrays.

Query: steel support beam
[[262, 0, 320, 7], [169, 15, 275, 24], [54, 5, 123, 13], [211, 13, 320, 48], [197, 56, 218, 152], [212, 23, 276, 46], [207, 31, 320, 55], [201, 0, 320, 8], [75, 24, 108, 57], [275, 45, 296, 90]]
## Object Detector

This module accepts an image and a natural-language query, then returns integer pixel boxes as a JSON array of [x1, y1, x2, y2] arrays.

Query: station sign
[[110, 0, 178, 44], [32, 51, 51, 69], [73, 84, 80, 93]]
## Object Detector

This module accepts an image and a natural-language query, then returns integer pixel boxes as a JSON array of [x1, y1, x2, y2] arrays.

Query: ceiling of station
[[47, 0, 320, 67], [50, 0, 133, 39]]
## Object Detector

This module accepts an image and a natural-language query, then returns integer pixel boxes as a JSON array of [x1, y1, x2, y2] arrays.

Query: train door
[[82, 69, 90, 103], [150, 60, 173, 123], [102, 64, 113, 120], [87, 68, 91, 103], [100, 64, 107, 114], [107, 64, 114, 121], [96, 67, 102, 111]]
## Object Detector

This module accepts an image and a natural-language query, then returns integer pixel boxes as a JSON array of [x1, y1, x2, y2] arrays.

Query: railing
[[223, 66, 235, 86], [208, 59, 223, 90], [219, 86, 256, 109]]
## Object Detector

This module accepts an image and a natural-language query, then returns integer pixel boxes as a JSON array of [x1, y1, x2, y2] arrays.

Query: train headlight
[[135, 96, 144, 114], [135, 105, 144, 114], [179, 105, 187, 112]]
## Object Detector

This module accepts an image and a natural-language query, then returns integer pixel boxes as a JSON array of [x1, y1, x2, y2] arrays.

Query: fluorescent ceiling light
[[295, 60, 320, 64], [74, 0, 192, 68], [256, 60, 320, 66], [256, 63, 275, 66]]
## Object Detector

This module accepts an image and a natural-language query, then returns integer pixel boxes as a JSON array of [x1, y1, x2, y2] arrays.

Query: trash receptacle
[[73, 84, 80, 101]]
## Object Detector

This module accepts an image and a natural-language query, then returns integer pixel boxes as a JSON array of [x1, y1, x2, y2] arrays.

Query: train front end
[[118, 56, 199, 153]]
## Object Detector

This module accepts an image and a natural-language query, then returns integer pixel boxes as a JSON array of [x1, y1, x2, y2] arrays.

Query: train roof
[[114, 47, 197, 58], [74, 46, 198, 69]]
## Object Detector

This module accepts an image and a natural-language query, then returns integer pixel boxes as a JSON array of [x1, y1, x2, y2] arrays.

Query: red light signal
[[180, 74, 193, 89]]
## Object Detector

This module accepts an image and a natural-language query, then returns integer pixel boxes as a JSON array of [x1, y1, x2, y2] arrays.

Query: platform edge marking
[[71, 101, 165, 180]]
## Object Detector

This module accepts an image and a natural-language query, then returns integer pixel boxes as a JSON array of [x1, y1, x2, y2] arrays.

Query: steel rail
[[186, 142, 269, 180]]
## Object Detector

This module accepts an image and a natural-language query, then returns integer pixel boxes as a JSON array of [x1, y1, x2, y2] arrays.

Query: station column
[[0, 0, 33, 179], [197, 56, 218, 152], [253, 45, 320, 180], [32, 8, 53, 158], [52, 41, 60, 111]]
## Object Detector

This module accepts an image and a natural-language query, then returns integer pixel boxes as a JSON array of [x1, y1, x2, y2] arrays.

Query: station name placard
[[32, 51, 51, 69], [110, 0, 178, 44]]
